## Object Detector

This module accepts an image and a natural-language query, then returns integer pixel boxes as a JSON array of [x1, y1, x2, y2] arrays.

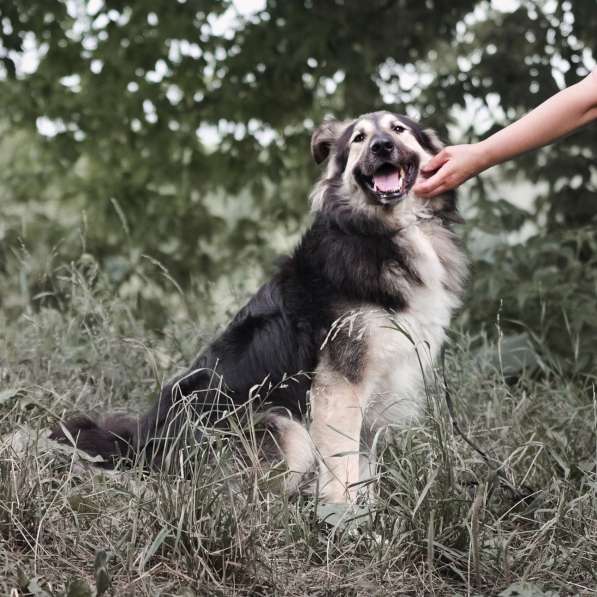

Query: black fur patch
[[49, 414, 134, 467], [333, 123, 356, 172], [325, 318, 368, 385]]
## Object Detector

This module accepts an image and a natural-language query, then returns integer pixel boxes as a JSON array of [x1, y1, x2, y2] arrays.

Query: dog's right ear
[[311, 119, 344, 165]]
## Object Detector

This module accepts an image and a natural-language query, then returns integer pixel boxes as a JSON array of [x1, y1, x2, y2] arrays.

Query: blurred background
[[0, 0, 595, 374]]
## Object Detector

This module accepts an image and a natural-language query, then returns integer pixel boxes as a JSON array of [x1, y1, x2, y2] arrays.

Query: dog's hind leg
[[260, 413, 316, 494], [309, 370, 364, 504]]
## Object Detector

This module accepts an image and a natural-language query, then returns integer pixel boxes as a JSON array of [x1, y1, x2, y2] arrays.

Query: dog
[[50, 111, 467, 504]]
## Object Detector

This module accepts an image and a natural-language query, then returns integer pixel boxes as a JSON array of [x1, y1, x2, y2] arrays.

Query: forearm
[[414, 70, 597, 198], [477, 70, 597, 170]]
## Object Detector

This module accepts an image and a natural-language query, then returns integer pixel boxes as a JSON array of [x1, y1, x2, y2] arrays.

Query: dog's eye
[[392, 124, 406, 134], [353, 133, 365, 143]]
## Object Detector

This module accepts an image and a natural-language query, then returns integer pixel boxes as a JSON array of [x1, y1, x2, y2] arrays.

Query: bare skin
[[414, 70, 597, 198]]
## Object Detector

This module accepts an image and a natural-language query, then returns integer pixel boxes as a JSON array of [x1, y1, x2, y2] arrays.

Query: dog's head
[[310, 111, 458, 231]]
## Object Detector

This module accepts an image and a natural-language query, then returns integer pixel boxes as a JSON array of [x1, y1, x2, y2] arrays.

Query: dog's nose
[[370, 135, 394, 156]]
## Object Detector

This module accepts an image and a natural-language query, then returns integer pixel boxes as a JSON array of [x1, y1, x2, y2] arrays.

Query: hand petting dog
[[414, 70, 597, 198]]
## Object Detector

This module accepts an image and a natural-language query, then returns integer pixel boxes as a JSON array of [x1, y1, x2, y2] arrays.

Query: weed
[[1, 261, 595, 595]]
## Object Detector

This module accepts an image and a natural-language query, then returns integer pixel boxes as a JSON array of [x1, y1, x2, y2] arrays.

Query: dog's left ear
[[311, 119, 345, 164], [420, 128, 463, 224], [421, 128, 444, 155]]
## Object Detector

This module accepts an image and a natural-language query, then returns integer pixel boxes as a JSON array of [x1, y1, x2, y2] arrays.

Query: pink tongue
[[374, 170, 401, 192]]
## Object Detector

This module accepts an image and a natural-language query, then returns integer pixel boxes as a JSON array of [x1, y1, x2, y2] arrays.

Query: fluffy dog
[[51, 111, 467, 503]]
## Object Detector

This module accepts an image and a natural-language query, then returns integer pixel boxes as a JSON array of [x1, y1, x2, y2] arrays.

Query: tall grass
[[1, 257, 595, 595]]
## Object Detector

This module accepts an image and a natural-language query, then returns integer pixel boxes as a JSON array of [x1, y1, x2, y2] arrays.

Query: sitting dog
[[51, 111, 467, 503]]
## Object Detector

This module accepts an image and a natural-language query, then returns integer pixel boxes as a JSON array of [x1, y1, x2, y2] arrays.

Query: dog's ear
[[311, 119, 345, 165], [422, 129, 463, 224], [421, 128, 444, 155]]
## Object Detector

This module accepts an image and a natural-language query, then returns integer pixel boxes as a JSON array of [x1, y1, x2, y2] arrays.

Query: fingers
[[415, 143, 485, 197], [420, 149, 449, 174], [425, 183, 451, 197], [414, 169, 450, 198], [414, 149, 453, 198]]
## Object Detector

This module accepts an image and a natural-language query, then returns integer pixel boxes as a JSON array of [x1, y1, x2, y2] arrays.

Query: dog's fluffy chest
[[354, 225, 462, 427]]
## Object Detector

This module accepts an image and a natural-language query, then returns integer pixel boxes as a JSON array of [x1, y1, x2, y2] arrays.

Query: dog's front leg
[[310, 370, 363, 503]]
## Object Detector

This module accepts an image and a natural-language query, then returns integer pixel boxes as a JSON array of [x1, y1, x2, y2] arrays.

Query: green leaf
[[65, 578, 93, 597], [498, 582, 560, 597], [475, 333, 541, 378], [315, 502, 370, 532], [0, 387, 22, 404], [25, 578, 52, 597], [93, 550, 111, 597], [140, 527, 171, 569]]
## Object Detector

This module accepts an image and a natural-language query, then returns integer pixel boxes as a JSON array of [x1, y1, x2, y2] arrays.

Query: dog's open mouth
[[357, 162, 417, 205]]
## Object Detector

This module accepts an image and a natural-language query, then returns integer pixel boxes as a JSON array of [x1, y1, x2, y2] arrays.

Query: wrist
[[474, 139, 498, 173]]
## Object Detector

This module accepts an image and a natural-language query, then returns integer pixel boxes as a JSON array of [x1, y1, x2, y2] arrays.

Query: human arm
[[414, 70, 597, 197]]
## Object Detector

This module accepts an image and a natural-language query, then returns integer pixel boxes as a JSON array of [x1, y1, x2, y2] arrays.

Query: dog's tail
[[49, 368, 228, 468], [49, 413, 140, 467]]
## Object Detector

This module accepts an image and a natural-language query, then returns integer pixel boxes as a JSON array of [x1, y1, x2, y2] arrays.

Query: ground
[[1, 264, 595, 596]]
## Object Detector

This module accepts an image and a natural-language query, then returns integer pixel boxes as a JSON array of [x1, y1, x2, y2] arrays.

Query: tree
[[1, 0, 595, 368]]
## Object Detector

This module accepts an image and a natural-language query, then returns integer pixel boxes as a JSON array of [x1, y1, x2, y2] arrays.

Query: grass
[[1, 259, 596, 596]]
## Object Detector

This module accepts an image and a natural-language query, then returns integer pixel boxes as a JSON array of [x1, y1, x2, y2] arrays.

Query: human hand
[[414, 143, 490, 198]]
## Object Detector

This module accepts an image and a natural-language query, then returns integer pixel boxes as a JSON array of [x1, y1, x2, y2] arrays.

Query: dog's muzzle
[[354, 136, 419, 206]]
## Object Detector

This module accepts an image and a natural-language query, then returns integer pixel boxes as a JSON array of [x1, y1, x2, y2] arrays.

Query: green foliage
[[467, 225, 597, 374], [0, 1, 596, 363]]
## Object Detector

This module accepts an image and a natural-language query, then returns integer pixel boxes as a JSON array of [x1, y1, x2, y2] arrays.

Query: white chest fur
[[309, 221, 465, 502], [360, 225, 462, 431]]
